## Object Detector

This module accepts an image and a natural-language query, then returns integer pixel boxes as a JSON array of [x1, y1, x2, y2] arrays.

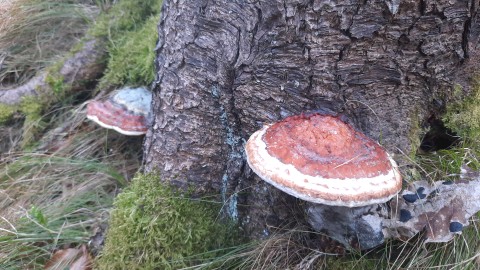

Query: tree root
[[0, 38, 105, 106]]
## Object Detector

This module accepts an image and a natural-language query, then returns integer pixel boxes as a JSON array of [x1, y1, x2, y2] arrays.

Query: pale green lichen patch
[[96, 173, 240, 270], [44, 58, 69, 99]]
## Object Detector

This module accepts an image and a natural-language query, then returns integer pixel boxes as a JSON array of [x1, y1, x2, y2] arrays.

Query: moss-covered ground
[[96, 174, 240, 270]]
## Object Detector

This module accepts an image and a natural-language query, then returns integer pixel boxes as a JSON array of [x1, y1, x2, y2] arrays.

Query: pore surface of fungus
[[86, 86, 152, 135], [245, 113, 402, 207]]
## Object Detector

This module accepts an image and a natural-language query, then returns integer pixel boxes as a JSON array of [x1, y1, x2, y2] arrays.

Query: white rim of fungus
[[87, 114, 146, 136], [246, 125, 402, 207]]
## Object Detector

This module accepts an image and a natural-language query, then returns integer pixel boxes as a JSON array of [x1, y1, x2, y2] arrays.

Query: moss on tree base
[[96, 173, 240, 270]]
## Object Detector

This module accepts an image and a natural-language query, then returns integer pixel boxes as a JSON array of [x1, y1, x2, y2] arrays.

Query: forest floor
[[1, 0, 480, 269]]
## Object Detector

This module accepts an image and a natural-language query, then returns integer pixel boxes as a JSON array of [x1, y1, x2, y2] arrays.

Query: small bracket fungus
[[385, 171, 480, 243], [86, 87, 152, 135], [245, 113, 402, 207]]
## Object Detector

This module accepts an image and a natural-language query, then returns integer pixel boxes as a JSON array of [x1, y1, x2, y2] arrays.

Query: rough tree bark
[[144, 0, 480, 238]]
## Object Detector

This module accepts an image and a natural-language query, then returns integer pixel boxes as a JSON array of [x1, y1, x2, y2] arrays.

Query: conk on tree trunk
[[144, 0, 480, 240], [244, 113, 402, 207]]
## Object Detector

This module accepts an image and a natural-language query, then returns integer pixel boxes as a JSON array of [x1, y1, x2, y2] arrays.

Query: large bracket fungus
[[245, 113, 480, 250], [86, 87, 152, 136], [245, 113, 402, 207]]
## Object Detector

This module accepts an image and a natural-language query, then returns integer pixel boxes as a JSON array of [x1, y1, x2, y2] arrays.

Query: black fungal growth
[[427, 189, 439, 199], [399, 209, 412, 222], [402, 187, 428, 203], [449, 221, 464, 233], [416, 187, 427, 199], [402, 194, 418, 203]]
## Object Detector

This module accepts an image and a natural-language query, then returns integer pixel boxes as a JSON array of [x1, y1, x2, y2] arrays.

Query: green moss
[[20, 96, 47, 148], [43, 57, 71, 99], [443, 79, 480, 141], [45, 73, 66, 98], [91, 0, 162, 41], [98, 15, 158, 89], [96, 173, 239, 270], [87, 0, 162, 90], [0, 104, 16, 125], [14, 60, 67, 148], [20, 96, 44, 122]]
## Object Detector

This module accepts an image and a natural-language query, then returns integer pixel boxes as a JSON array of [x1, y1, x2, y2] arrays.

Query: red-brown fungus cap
[[245, 114, 402, 207], [86, 87, 151, 136], [87, 100, 148, 135]]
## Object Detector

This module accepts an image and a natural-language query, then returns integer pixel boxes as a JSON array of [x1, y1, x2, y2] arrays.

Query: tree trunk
[[144, 0, 480, 238]]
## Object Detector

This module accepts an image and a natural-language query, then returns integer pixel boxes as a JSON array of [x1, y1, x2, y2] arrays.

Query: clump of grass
[[0, 0, 99, 86], [96, 173, 240, 270], [0, 154, 123, 269], [192, 220, 480, 269], [0, 0, 100, 131], [0, 119, 22, 155], [189, 228, 332, 270], [0, 0, 162, 268], [415, 146, 480, 183], [378, 227, 480, 269], [0, 101, 143, 269]]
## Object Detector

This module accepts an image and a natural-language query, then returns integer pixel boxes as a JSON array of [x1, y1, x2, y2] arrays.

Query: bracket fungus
[[245, 113, 402, 207], [86, 87, 152, 135]]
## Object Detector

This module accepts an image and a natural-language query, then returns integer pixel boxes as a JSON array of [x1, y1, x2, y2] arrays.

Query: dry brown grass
[[0, 0, 21, 34], [0, 0, 99, 86], [0, 102, 143, 268], [0, 102, 142, 222]]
